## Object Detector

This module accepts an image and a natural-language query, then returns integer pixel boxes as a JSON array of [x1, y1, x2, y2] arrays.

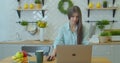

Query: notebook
[[57, 45, 92, 63]]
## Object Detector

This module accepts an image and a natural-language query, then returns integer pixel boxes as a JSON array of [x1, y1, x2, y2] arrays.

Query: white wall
[[0, 0, 120, 42]]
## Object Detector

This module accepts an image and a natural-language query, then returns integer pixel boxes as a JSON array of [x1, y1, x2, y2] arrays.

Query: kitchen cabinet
[[92, 45, 111, 57], [1, 44, 22, 59], [109, 45, 120, 63], [0, 44, 4, 60], [92, 45, 120, 63]]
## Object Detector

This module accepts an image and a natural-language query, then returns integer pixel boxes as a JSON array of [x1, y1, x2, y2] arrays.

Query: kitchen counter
[[0, 40, 53, 45], [0, 40, 120, 45], [90, 42, 120, 45]]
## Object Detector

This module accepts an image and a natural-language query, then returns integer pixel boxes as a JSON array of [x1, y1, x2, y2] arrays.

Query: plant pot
[[103, 4, 107, 8], [99, 36, 111, 43], [36, 4, 42, 9], [103, 1, 107, 8]]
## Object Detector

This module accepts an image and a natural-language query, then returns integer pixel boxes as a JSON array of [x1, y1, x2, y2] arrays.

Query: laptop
[[57, 45, 92, 63]]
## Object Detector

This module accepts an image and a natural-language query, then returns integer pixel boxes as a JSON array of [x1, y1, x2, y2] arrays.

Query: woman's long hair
[[67, 6, 83, 44]]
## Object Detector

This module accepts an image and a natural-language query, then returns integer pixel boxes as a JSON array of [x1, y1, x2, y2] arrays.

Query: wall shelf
[[16, 0, 45, 18], [87, 7, 118, 10], [17, 8, 44, 11], [87, 0, 117, 17], [87, 7, 118, 17], [87, 0, 116, 5], [16, 9, 45, 18]]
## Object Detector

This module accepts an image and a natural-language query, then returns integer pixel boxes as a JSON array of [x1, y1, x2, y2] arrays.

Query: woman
[[48, 6, 89, 60]]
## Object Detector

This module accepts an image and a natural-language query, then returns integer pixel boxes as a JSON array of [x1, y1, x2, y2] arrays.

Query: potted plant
[[35, 0, 42, 9], [103, 0, 108, 8], [96, 20, 110, 31], [96, 20, 110, 43], [99, 31, 111, 43]]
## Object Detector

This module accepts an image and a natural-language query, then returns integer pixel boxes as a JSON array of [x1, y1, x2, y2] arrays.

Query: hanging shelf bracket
[[42, 10, 45, 17], [17, 10, 21, 18], [113, 9, 116, 17]]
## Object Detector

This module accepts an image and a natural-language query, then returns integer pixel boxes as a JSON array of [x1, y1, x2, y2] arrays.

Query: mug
[[35, 50, 43, 63]]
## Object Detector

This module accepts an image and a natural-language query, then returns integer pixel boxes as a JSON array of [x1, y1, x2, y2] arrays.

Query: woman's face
[[69, 12, 79, 25]]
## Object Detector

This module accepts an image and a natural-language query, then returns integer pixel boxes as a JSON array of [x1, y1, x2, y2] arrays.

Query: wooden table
[[0, 56, 111, 63]]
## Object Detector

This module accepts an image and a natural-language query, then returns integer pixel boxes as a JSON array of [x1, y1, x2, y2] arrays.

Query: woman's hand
[[47, 49, 56, 61]]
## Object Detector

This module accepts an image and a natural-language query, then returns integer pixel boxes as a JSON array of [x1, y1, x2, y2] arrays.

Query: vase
[[39, 28, 44, 41]]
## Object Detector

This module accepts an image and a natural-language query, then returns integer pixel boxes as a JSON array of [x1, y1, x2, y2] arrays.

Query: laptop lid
[[57, 45, 92, 63]]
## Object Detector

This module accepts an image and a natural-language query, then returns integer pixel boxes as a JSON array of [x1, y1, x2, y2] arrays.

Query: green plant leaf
[[20, 20, 28, 26], [100, 31, 111, 36], [110, 30, 120, 36], [98, 25, 104, 30]]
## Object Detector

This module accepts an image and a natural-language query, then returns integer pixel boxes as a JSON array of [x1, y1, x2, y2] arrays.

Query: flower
[[36, 20, 47, 28]]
